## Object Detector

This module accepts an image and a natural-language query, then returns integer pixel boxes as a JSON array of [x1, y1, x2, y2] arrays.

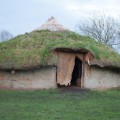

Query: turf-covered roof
[[0, 30, 120, 70]]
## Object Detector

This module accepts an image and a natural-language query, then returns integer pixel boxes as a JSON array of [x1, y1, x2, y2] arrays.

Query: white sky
[[0, 0, 120, 36]]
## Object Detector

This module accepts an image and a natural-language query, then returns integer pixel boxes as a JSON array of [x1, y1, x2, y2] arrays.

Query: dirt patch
[[58, 86, 90, 94], [58, 86, 91, 99]]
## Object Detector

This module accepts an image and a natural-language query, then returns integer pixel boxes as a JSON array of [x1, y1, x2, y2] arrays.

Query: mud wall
[[0, 67, 57, 89], [84, 66, 120, 89]]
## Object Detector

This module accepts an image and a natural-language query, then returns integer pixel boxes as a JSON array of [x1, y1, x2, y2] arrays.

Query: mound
[[0, 29, 120, 70]]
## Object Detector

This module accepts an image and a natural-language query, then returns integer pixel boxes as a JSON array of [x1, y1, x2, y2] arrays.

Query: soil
[[58, 85, 90, 94]]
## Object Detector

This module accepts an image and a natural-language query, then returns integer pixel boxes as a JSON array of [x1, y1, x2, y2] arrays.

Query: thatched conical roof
[[36, 16, 68, 31]]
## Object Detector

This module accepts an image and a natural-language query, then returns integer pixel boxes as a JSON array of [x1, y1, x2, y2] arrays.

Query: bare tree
[[116, 20, 120, 49], [77, 14, 120, 48], [0, 30, 13, 42]]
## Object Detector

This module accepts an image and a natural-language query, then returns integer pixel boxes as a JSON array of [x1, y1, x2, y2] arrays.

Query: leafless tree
[[0, 30, 13, 42], [77, 14, 120, 48]]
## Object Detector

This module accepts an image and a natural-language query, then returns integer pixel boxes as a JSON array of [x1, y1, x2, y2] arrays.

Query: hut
[[0, 17, 120, 90]]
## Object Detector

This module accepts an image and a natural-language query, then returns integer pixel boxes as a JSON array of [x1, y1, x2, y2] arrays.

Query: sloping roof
[[36, 16, 68, 31], [0, 17, 120, 70], [53, 48, 93, 53], [90, 60, 120, 70]]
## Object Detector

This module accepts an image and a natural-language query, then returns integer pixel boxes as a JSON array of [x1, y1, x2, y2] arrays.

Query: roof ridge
[[35, 16, 68, 31]]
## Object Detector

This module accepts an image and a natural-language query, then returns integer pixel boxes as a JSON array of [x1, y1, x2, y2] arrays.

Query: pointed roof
[[36, 16, 68, 31]]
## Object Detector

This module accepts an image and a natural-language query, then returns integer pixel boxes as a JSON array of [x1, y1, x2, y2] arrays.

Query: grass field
[[0, 88, 120, 120]]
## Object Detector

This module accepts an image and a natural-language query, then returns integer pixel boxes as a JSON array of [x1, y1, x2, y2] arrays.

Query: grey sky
[[0, 0, 120, 36]]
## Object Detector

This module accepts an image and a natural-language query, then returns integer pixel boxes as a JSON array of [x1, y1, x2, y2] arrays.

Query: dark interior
[[71, 57, 82, 86]]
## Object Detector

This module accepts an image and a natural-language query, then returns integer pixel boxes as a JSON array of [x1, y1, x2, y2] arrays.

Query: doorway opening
[[71, 57, 82, 87]]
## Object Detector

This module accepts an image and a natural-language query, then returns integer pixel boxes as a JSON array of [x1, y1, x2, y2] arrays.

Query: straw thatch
[[36, 16, 68, 31]]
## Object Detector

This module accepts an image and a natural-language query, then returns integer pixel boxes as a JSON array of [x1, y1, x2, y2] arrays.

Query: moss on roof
[[0, 30, 120, 70]]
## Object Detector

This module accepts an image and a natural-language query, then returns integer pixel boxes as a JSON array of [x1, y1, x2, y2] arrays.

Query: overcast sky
[[0, 0, 120, 36]]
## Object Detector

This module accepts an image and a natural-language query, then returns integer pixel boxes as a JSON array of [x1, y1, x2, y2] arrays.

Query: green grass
[[0, 89, 120, 120], [0, 30, 120, 69]]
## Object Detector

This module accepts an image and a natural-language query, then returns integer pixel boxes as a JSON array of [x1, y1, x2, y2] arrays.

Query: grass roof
[[0, 30, 120, 70]]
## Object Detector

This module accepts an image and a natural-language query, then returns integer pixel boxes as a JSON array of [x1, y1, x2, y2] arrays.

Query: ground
[[0, 88, 120, 120]]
